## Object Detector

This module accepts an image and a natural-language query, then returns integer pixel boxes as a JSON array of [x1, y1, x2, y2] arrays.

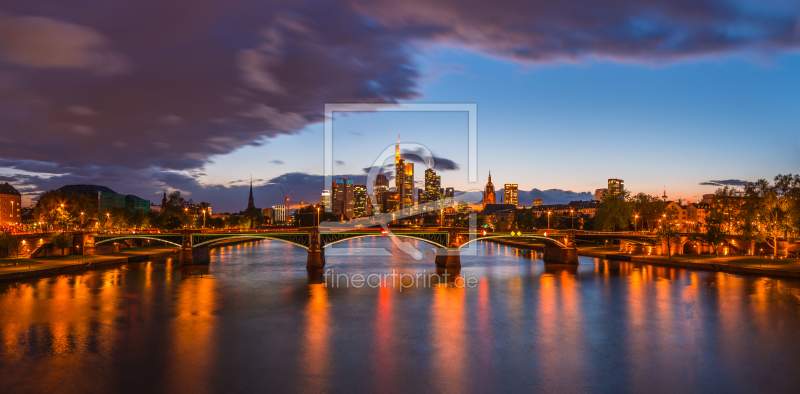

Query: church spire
[[248, 176, 255, 209]]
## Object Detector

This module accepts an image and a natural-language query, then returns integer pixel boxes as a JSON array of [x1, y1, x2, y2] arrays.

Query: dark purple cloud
[[0, 0, 797, 207], [699, 179, 750, 187]]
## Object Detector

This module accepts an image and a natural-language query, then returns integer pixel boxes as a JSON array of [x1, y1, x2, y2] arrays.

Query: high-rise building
[[0, 182, 22, 226], [373, 174, 389, 213], [332, 178, 354, 219], [483, 172, 496, 208], [444, 187, 455, 209], [608, 179, 624, 197], [533, 198, 543, 206], [272, 205, 286, 223], [595, 188, 607, 201], [504, 184, 518, 207], [321, 190, 331, 212], [403, 162, 414, 209], [353, 185, 367, 218], [424, 166, 441, 211], [394, 135, 414, 210], [383, 191, 399, 214], [418, 189, 425, 205], [395, 135, 406, 210]]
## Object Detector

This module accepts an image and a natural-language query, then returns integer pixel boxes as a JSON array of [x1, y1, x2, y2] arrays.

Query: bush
[[51, 232, 74, 255]]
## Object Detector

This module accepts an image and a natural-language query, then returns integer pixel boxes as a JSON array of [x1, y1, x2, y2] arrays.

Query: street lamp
[[547, 211, 551, 229], [80, 212, 84, 228], [316, 207, 320, 226], [570, 209, 574, 230], [634, 214, 638, 232]]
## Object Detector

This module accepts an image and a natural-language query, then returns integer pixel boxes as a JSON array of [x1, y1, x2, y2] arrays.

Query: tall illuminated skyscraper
[[394, 134, 414, 210], [353, 185, 367, 218], [332, 178, 354, 219], [424, 165, 441, 211], [373, 174, 389, 213], [504, 184, 518, 207]]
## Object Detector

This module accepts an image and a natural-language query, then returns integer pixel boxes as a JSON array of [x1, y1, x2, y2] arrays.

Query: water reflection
[[1, 240, 800, 392]]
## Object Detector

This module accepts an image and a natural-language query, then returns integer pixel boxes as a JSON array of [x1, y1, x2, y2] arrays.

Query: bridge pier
[[306, 227, 325, 269], [543, 246, 579, 264], [434, 248, 461, 268], [180, 246, 210, 265], [307, 248, 325, 269]]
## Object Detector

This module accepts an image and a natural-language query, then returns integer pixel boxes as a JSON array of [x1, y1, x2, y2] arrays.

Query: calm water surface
[[1, 239, 800, 393]]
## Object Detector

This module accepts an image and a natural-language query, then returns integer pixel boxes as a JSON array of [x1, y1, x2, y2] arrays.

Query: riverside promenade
[[0, 246, 179, 283], [487, 239, 800, 279]]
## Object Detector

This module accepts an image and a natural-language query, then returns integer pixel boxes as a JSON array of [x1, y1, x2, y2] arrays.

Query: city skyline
[[0, 1, 798, 212]]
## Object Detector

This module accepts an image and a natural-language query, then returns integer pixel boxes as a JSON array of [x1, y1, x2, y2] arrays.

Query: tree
[[632, 192, 666, 230], [0, 232, 23, 266], [224, 215, 243, 228], [690, 209, 726, 256], [67, 193, 99, 228], [51, 232, 74, 256], [595, 192, 634, 231], [163, 216, 183, 231], [513, 209, 538, 231], [242, 206, 263, 228], [711, 186, 742, 234], [108, 206, 132, 229], [655, 205, 682, 257], [54, 206, 75, 231], [738, 178, 793, 257]]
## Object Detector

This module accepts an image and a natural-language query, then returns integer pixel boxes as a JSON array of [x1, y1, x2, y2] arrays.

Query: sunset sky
[[1, 0, 798, 212]]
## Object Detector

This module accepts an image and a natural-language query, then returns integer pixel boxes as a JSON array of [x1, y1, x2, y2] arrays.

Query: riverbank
[[485, 239, 800, 279], [0, 247, 180, 283]]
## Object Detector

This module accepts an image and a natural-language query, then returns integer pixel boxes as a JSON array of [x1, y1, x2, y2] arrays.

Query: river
[[1, 238, 800, 393]]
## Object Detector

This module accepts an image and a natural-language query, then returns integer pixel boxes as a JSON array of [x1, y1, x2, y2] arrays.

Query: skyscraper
[[332, 178, 354, 219], [483, 172, 496, 208], [403, 162, 414, 209], [504, 184, 518, 207], [424, 166, 441, 211], [608, 178, 624, 197], [394, 134, 414, 210], [395, 134, 406, 210], [353, 185, 367, 218], [321, 190, 331, 212], [373, 174, 389, 213]]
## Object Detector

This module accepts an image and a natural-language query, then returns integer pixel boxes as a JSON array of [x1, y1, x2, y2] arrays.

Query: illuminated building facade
[[373, 174, 389, 212], [353, 185, 367, 218], [272, 205, 286, 223], [394, 135, 414, 210], [607, 178, 624, 197], [321, 190, 331, 212], [504, 184, 518, 207], [332, 178, 354, 219], [533, 198, 542, 206], [0, 182, 21, 227]]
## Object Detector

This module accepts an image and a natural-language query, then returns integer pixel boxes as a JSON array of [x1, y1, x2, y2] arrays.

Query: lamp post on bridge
[[634, 214, 638, 232], [547, 211, 551, 230], [316, 207, 320, 226], [570, 209, 574, 230]]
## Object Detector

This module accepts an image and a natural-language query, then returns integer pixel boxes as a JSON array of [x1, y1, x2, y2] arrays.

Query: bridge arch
[[321, 233, 448, 249], [192, 235, 309, 249], [458, 234, 566, 249], [94, 236, 182, 247]]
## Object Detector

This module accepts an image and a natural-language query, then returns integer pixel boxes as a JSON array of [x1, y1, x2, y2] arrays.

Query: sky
[[0, 0, 799, 212]]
